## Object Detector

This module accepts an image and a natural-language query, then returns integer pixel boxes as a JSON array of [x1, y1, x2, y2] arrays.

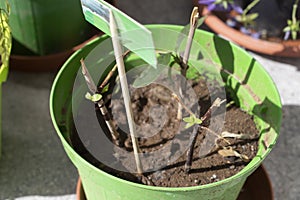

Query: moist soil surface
[[71, 77, 259, 187]]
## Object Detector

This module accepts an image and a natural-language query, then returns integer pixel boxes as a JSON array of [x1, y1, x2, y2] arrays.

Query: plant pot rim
[[50, 24, 281, 193], [75, 165, 274, 200], [198, 5, 300, 58]]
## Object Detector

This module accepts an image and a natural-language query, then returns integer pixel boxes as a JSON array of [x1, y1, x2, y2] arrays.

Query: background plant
[[0, 1, 11, 79], [199, 0, 300, 40]]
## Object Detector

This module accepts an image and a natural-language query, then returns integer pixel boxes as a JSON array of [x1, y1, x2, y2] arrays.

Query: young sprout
[[110, 10, 143, 174], [173, 94, 227, 172], [183, 97, 226, 172], [283, 0, 300, 40], [199, 0, 243, 13], [85, 92, 102, 102], [235, 0, 260, 27], [183, 115, 203, 129], [80, 59, 119, 142]]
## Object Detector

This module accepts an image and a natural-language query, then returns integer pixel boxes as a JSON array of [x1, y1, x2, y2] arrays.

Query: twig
[[80, 59, 119, 141], [110, 10, 143, 174], [184, 125, 199, 173], [81, 59, 97, 94], [184, 98, 226, 173], [200, 98, 226, 122], [172, 93, 195, 117], [177, 7, 200, 120], [176, 90, 183, 120], [182, 7, 200, 73], [98, 50, 131, 91], [200, 126, 230, 145]]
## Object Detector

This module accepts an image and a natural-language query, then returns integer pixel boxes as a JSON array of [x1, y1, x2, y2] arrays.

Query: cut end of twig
[[80, 59, 97, 94], [80, 59, 87, 75], [190, 7, 199, 27]]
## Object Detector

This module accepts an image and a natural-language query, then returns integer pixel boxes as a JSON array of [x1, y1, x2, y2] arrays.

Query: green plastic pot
[[5, 0, 95, 55], [50, 25, 281, 200]]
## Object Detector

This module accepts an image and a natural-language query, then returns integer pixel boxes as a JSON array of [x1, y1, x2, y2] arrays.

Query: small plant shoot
[[199, 0, 300, 40]]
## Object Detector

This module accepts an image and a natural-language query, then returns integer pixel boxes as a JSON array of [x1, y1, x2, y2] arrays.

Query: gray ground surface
[[0, 0, 299, 199]]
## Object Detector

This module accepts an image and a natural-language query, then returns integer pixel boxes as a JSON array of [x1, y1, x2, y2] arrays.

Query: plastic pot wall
[[50, 25, 282, 200], [5, 0, 94, 55]]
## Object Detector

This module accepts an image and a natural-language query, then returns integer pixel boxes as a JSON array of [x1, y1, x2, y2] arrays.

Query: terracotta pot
[[76, 165, 273, 200], [193, 1, 300, 57], [10, 34, 101, 72], [9, 0, 116, 72]]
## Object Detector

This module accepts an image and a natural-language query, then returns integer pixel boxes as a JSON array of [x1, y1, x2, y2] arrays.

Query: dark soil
[[71, 77, 259, 187]]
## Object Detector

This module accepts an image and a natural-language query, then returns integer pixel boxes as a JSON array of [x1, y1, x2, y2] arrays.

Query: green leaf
[[195, 118, 203, 124], [283, 26, 291, 32], [133, 65, 162, 88], [247, 13, 259, 21], [85, 92, 102, 102], [157, 52, 172, 65], [196, 16, 207, 29], [101, 84, 110, 93], [185, 122, 194, 129], [132, 53, 170, 88], [176, 24, 190, 54], [183, 116, 194, 123], [183, 115, 202, 129], [85, 92, 93, 101], [222, 1, 228, 9]]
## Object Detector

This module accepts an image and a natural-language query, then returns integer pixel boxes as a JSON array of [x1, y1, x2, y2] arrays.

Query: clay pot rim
[[199, 5, 300, 57], [10, 34, 101, 60], [9, 34, 102, 72]]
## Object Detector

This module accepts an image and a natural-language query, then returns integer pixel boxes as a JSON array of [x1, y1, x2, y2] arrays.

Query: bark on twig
[[184, 98, 226, 173], [177, 7, 200, 120], [80, 59, 119, 141]]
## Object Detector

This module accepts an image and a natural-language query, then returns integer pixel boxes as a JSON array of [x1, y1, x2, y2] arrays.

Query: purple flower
[[226, 18, 237, 27], [240, 27, 260, 39], [284, 31, 290, 40], [198, 0, 243, 14]]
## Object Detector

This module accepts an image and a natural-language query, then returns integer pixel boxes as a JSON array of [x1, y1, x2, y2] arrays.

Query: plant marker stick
[[109, 10, 143, 174], [80, 59, 119, 141]]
